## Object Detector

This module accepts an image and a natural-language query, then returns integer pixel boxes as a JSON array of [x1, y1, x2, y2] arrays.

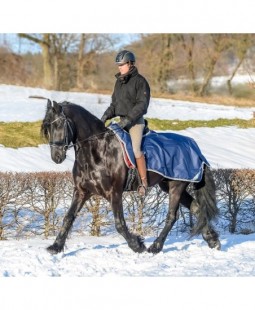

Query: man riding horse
[[101, 50, 150, 197]]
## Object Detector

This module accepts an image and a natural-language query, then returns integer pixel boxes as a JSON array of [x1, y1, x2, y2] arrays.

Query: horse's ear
[[52, 101, 62, 114], [47, 99, 53, 109]]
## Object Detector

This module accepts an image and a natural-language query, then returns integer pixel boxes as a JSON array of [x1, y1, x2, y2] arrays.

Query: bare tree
[[227, 34, 255, 94], [18, 33, 79, 90], [157, 34, 174, 92], [213, 169, 254, 234], [21, 172, 71, 238], [198, 34, 232, 96], [75, 33, 114, 90], [0, 173, 25, 239], [18, 34, 54, 88], [82, 195, 113, 237], [176, 34, 197, 93]]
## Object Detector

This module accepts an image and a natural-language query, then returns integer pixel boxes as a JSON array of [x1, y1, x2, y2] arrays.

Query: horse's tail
[[191, 166, 219, 236]]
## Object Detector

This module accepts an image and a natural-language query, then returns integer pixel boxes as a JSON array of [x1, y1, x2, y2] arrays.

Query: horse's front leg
[[148, 181, 187, 254], [47, 188, 91, 254], [111, 192, 146, 254]]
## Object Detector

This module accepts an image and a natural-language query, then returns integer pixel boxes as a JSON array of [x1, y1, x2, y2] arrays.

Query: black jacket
[[102, 66, 150, 124]]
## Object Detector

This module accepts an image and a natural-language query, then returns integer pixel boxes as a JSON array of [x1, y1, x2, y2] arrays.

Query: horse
[[41, 99, 221, 255]]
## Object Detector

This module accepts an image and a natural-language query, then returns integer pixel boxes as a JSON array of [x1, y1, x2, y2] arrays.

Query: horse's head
[[41, 99, 75, 164]]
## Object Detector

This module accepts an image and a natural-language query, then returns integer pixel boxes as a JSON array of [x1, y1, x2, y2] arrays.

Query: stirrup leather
[[137, 177, 148, 197]]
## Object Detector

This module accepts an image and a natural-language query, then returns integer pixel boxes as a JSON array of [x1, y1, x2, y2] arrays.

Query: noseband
[[49, 111, 74, 151]]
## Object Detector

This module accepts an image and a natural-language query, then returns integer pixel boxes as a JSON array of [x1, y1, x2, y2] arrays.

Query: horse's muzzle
[[51, 150, 66, 164]]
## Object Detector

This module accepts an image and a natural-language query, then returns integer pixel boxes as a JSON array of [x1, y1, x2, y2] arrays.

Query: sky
[[0, 83, 255, 309], [1, 0, 255, 33], [0, 33, 141, 54]]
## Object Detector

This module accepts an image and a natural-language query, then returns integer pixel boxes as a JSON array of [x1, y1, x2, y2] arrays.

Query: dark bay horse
[[41, 99, 221, 254]]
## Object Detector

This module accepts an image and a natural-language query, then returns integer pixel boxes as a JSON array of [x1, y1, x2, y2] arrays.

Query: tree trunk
[[0, 206, 4, 240], [157, 34, 173, 92], [137, 199, 144, 235], [53, 54, 60, 90], [198, 34, 231, 97], [227, 56, 245, 95], [198, 55, 218, 96], [229, 212, 237, 233], [18, 33, 54, 89], [41, 34, 54, 89], [76, 34, 86, 90], [179, 34, 197, 93]]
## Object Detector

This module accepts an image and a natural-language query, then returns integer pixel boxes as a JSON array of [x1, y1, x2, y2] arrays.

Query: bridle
[[48, 108, 115, 152], [49, 111, 75, 152]]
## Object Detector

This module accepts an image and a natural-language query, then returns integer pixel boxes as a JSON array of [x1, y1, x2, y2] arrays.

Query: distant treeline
[[1, 34, 255, 99]]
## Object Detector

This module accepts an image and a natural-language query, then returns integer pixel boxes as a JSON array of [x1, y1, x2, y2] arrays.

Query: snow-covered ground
[[0, 84, 254, 122], [0, 84, 255, 309], [1, 233, 255, 277]]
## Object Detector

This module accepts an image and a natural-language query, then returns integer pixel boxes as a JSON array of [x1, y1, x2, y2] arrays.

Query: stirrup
[[137, 184, 147, 197]]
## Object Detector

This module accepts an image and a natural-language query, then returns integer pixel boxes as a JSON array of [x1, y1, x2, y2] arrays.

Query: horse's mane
[[60, 101, 100, 122]]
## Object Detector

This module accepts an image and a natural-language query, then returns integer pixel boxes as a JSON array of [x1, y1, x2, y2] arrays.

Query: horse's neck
[[77, 121, 106, 142], [67, 109, 105, 142]]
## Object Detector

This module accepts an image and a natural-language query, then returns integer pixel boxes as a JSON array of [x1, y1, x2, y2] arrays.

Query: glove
[[117, 118, 130, 129], [101, 115, 108, 124]]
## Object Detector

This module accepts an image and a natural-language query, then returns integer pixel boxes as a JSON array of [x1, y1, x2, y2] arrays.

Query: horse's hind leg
[[111, 192, 146, 253], [47, 189, 92, 254], [180, 190, 220, 250], [148, 181, 187, 254]]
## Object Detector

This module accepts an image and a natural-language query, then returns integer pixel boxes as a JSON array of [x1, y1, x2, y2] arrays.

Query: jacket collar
[[115, 66, 138, 84]]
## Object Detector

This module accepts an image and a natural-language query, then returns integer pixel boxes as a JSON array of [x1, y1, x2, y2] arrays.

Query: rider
[[101, 50, 151, 197]]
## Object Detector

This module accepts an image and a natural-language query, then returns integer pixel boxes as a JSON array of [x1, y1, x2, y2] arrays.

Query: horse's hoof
[[147, 242, 162, 255], [137, 243, 147, 253], [129, 236, 147, 253], [46, 244, 62, 255], [214, 240, 221, 250], [208, 240, 221, 250], [131, 242, 147, 253]]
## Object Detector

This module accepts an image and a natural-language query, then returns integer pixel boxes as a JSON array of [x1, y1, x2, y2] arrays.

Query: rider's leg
[[129, 118, 147, 196], [136, 154, 148, 196]]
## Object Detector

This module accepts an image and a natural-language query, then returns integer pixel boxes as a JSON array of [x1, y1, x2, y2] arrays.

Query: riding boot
[[136, 154, 148, 197]]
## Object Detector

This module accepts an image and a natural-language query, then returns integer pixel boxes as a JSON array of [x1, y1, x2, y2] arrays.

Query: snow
[[1, 233, 255, 277], [0, 84, 255, 309], [0, 84, 254, 122]]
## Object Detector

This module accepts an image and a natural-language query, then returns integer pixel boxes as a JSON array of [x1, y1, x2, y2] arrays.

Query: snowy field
[[0, 84, 255, 309], [1, 233, 255, 277]]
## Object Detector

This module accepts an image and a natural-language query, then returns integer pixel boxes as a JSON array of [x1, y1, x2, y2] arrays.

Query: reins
[[75, 129, 115, 145]]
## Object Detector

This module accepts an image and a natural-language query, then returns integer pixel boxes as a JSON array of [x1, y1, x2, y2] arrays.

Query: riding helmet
[[115, 50, 136, 65]]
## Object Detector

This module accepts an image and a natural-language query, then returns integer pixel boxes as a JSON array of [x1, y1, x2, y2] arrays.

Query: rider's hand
[[117, 118, 130, 129]]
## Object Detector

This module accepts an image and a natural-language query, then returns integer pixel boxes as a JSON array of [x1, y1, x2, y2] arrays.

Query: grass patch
[[151, 92, 255, 108], [72, 88, 255, 107], [0, 118, 255, 148], [0, 121, 45, 148], [147, 118, 255, 131]]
